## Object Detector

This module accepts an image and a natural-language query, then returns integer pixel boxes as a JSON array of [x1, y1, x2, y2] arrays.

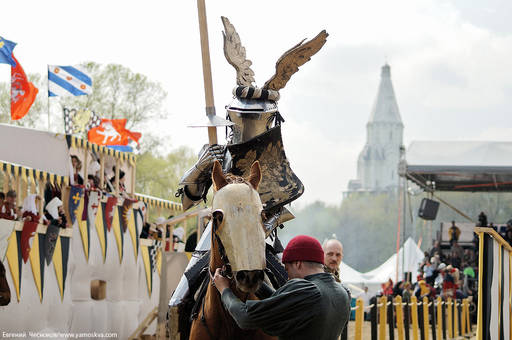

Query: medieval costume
[[217, 235, 350, 340], [324, 264, 341, 283], [21, 194, 41, 223], [0, 201, 17, 220], [222, 273, 349, 340]]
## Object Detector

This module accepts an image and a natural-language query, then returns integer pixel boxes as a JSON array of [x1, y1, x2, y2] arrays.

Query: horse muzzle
[[234, 270, 265, 293]]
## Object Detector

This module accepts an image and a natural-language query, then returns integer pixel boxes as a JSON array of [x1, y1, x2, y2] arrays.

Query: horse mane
[[224, 174, 249, 185]]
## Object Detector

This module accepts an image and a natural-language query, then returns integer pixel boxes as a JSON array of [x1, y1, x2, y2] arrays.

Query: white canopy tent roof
[[0, 124, 71, 176], [340, 237, 424, 295], [403, 141, 512, 192]]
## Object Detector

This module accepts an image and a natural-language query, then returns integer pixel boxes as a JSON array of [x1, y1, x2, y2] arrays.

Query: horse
[[189, 160, 276, 340]]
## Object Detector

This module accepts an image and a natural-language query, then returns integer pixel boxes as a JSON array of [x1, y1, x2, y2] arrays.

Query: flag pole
[[47, 65, 50, 131], [196, 0, 217, 145]]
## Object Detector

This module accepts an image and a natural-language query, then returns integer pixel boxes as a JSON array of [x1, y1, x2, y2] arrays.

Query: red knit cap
[[282, 235, 324, 264]]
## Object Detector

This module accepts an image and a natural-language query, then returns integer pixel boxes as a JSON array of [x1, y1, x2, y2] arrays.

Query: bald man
[[323, 239, 343, 283]]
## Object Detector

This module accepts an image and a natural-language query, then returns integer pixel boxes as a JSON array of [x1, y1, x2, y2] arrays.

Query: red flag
[[87, 118, 141, 146], [21, 220, 38, 263], [104, 196, 118, 232], [11, 55, 38, 120]]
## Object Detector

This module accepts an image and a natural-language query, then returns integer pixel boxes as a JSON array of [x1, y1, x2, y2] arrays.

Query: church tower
[[348, 64, 404, 192]]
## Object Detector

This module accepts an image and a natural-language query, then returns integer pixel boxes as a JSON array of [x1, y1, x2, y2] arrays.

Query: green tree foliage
[[136, 136, 196, 200], [58, 62, 167, 130]]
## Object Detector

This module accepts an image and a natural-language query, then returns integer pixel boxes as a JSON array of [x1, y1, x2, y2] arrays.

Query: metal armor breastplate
[[226, 125, 304, 215]]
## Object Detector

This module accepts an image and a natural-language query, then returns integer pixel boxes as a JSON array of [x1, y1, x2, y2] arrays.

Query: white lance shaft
[[197, 0, 218, 145]]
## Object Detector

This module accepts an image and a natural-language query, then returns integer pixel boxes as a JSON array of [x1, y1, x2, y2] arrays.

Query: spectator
[[358, 286, 372, 320], [424, 260, 435, 286], [87, 175, 99, 190], [21, 194, 42, 223], [448, 221, 461, 245], [140, 222, 151, 239], [173, 226, 185, 251], [478, 212, 488, 227], [504, 227, 512, 246], [449, 249, 462, 269], [0, 190, 18, 220], [451, 241, 464, 260], [70, 155, 84, 185], [429, 240, 442, 258], [108, 167, 127, 196], [462, 267, 476, 297], [382, 279, 394, 296], [463, 249, 476, 267], [322, 239, 343, 282], [44, 197, 67, 228]]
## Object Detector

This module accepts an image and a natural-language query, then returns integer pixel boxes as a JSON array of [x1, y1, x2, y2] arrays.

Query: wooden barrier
[[395, 296, 405, 340], [436, 297, 442, 340], [355, 298, 364, 340], [355, 295, 474, 340], [379, 296, 387, 340], [411, 296, 420, 340], [422, 297, 429, 340], [447, 298, 453, 338]]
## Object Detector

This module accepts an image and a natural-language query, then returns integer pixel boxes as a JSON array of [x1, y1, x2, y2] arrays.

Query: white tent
[[340, 237, 425, 296]]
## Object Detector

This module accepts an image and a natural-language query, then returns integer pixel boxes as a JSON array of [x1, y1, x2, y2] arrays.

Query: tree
[[58, 62, 167, 130], [1, 62, 167, 133]]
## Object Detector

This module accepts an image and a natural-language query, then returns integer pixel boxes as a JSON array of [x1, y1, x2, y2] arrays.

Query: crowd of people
[[378, 219, 478, 303]]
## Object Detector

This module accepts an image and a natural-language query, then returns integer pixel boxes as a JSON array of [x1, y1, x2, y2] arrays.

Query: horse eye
[[213, 211, 223, 224]]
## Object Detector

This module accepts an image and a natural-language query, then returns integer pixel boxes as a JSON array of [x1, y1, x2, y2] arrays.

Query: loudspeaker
[[418, 198, 439, 220]]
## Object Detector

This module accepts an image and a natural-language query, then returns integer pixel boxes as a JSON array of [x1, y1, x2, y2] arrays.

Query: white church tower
[[348, 64, 404, 192]]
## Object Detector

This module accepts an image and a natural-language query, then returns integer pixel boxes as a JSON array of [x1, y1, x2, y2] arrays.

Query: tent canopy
[[340, 237, 424, 296], [0, 124, 71, 176], [403, 141, 512, 192]]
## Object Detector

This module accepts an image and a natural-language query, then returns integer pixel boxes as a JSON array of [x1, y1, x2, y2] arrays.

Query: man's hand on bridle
[[211, 267, 230, 294]]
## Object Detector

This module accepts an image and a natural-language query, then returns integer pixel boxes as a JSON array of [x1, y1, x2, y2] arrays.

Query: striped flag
[[48, 65, 92, 97]]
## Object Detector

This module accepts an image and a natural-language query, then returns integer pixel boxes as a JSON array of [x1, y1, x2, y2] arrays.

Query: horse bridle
[[199, 215, 236, 340]]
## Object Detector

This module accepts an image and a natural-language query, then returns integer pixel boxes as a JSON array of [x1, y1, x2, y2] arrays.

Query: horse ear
[[248, 161, 262, 190], [212, 160, 228, 191]]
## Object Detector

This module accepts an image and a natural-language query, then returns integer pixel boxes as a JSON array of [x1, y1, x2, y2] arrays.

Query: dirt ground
[[345, 320, 476, 340]]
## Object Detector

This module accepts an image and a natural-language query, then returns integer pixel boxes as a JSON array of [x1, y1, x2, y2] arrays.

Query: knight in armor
[[170, 16, 328, 337]]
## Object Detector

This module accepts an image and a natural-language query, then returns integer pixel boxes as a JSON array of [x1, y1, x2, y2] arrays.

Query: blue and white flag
[[48, 65, 92, 97]]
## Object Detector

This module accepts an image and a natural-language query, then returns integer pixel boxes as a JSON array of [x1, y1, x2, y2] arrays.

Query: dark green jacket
[[221, 272, 350, 340]]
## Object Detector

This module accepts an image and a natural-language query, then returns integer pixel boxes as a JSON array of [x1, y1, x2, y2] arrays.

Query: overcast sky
[[1, 0, 511, 205]]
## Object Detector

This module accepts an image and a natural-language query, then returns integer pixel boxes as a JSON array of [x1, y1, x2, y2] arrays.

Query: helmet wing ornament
[[263, 30, 328, 92], [221, 16, 256, 87]]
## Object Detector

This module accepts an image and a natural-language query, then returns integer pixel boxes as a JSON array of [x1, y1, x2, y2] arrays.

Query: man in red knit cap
[[213, 235, 351, 340]]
